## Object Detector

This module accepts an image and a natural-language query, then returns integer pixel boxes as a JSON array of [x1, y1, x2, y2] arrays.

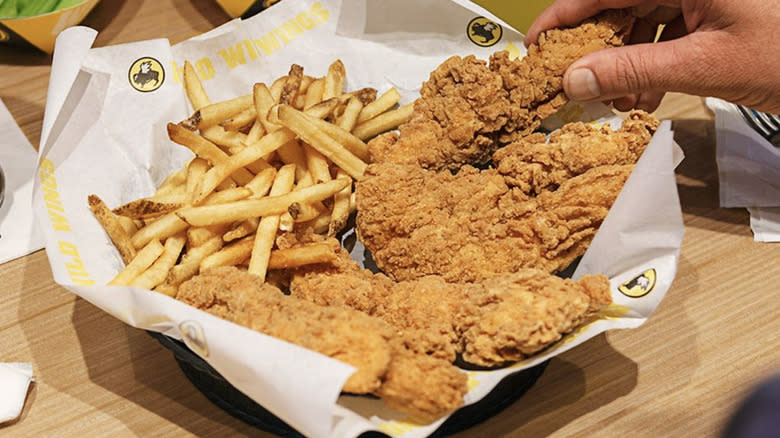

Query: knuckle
[[611, 54, 650, 93]]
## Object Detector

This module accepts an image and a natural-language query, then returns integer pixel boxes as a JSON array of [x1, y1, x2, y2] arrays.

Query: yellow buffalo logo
[[618, 269, 656, 298], [467, 17, 502, 47], [128, 57, 165, 92]]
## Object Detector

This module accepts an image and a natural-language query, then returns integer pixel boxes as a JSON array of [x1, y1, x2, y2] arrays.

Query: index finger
[[525, 0, 647, 45]]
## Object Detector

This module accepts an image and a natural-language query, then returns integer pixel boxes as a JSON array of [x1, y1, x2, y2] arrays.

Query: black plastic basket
[[149, 331, 547, 437]]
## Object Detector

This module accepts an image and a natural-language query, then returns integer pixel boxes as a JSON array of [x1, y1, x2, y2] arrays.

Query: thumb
[[563, 37, 710, 102]]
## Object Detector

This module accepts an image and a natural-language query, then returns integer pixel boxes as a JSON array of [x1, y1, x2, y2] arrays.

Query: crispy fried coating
[[356, 162, 634, 283], [176, 266, 394, 394], [493, 111, 659, 194], [290, 253, 611, 367], [368, 10, 635, 171]]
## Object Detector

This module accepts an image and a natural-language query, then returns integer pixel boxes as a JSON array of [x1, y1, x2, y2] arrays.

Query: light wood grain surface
[[1, 1, 778, 437]]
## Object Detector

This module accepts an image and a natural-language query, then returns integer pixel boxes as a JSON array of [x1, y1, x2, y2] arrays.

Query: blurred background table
[[1, 1, 778, 437]]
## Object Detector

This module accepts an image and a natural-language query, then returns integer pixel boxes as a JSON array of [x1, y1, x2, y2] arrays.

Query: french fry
[[154, 168, 187, 197], [131, 213, 189, 249], [187, 224, 230, 249], [304, 98, 339, 120], [288, 170, 328, 223], [185, 157, 209, 205], [308, 115, 369, 161], [275, 140, 309, 181], [183, 61, 210, 110], [88, 195, 137, 264], [109, 239, 164, 286], [323, 60, 345, 100], [176, 172, 348, 227], [304, 77, 325, 109], [254, 83, 281, 133], [167, 123, 254, 185], [248, 164, 296, 280], [201, 125, 249, 151], [195, 129, 295, 203], [303, 143, 332, 183], [201, 187, 252, 205], [221, 106, 257, 131], [131, 235, 186, 289], [181, 94, 253, 130], [112, 199, 182, 220], [329, 170, 353, 236], [300, 213, 331, 234], [299, 75, 314, 94], [245, 120, 266, 145], [270, 76, 287, 102], [200, 235, 255, 271], [357, 87, 402, 123], [181, 235, 224, 265], [277, 105, 367, 179], [154, 283, 179, 297], [280, 64, 304, 105], [352, 102, 414, 141], [343, 87, 378, 106], [224, 217, 259, 242], [337, 96, 364, 133], [278, 212, 294, 232], [116, 214, 139, 236], [245, 167, 277, 198], [267, 242, 337, 269]]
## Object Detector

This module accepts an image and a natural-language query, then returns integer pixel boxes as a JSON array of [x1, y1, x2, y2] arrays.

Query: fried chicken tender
[[493, 111, 659, 195], [176, 266, 394, 394], [356, 161, 634, 283], [290, 252, 611, 367], [368, 10, 635, 171]]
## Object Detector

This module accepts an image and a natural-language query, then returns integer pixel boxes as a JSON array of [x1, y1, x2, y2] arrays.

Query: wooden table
[[1, 1, 778, 437]]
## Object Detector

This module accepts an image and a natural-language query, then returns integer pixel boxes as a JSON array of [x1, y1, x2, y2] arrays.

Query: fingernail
[[567, 68, 601, 101]]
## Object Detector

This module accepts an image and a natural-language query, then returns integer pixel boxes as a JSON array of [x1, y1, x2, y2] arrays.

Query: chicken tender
[[368, 10, 635, 171]]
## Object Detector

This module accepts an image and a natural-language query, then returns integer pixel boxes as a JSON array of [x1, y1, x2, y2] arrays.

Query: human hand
[[525, 0, 780, 113]]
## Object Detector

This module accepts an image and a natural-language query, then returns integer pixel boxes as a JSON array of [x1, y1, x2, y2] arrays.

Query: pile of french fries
[[89, 60, 413, 296]]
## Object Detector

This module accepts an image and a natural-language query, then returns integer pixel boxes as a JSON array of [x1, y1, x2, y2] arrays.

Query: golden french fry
[[352, 102, 414, 140], [224, 217, 259, 242], [131, 234, 186, 289], [201, 187, 252, 205], [221, 106, 257, 131], [187, 224, 230, 249], [323, 60, 345, 100], [116, 214, 139, 236], [196, 129, 294, 203], [304, 98, 339, 120], [166, 235, 224, 287], [245, 120, 266, 145], [299, 75, 314, 94], [131, 213, 189, 249], [167, 123, 253, 185], [337, 96, 364, 133], [329, 170, 352, 236], [303, 143, 331, 183], [277, 105, 367, 179], [304, 77, 325, 110], [275, 140, 309, 181], [248, 164, 296, 280], [343, 87, 378, 106], [201, 125, 249, 151], [154, 283, 179, 297], [267, 242, 337, 269], [254, 82, 281, 133], [88, 195, 137, 264], [181, 235, 224, 265], [299, 213, 331, 234], [112, 198, 182, 220], [181, 94, 253, 130], [280, 64, 304, 105], [357, 87, 402, 123], [185, 157, 209, 205], [200, 235, 255, 271], [109, 240, 164, 286], [293, 94, 306, 110], [155, 168, 187, 197], [177, 172, 348, 227], [183, 61, 210, 110], [270, 76, 287, 103], [307, 115, 369, 161], [278, 212, 294, 232], [245, 167, 277, 198]]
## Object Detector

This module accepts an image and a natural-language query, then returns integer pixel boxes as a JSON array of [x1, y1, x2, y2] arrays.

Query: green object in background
[[471, 0, 553, 33], [54, 0, 83, 9], [0, 0, 19, 19], [17, 0, 58, 17]]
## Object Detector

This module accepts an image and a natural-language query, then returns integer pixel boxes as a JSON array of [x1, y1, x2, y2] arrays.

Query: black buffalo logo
[[133, 61, 160, 88], [471, 21, 498, 43]]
